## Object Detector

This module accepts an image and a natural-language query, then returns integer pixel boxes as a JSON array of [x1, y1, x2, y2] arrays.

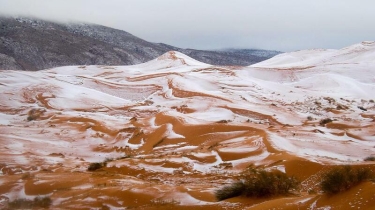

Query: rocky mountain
[[0, 16, 281, 70]]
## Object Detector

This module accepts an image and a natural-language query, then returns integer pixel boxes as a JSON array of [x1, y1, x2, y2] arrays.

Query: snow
[[0, 113, 12, 125], [252, 41, 375, 68], [186, 107, 234, 122], [167, 191, 211, 206], [1, 42, 375, 181], [165, 123, 185, 139]]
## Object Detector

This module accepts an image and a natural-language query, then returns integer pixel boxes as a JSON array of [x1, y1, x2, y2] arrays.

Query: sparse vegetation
[[216, 120, 231, 123], [150, 198, 180, 206], [320, 166, 373, 194], [104, 157, 114, 162], [307, 116, 313, 121], [364, 156, 375, 161], [87, 157, 118, 171], [88, 162, 107, 171], [215, 182, 246, 201], [323, 97, 336, 104], [336, 104, 348, 110], [357, 106, 367, 111], [215, 168, 299, 201], [27, 108, 45, 121], [319, 118, 333, 126], [8, 196, 52, 209]]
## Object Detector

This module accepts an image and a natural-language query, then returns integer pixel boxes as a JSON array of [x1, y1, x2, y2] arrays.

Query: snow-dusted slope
[[128, 51, 211, 71], [1, 44, 375, 209], [252, 41, 375, 68]]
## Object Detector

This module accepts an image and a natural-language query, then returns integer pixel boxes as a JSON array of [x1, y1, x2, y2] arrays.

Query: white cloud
[[0, 0, 374, 51]]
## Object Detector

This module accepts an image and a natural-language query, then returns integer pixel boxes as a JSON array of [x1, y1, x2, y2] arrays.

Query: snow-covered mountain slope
[[0, 16, 281, 70], [0, 47, 375, 209], [252, 41, 375, 68]]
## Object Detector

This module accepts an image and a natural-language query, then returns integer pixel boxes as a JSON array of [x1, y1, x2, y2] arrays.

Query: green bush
[[8, 196, 52, 209], [215, 169, 299, 201], [321, 166, 373, 194]]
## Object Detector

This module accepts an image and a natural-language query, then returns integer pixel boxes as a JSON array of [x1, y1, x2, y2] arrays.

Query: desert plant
[[104, 157, 114, 162], [215, 182, 245, 201], [242, 170, 299, 197], [26, 108, 45, 121], [320, 166, 373, 194], [215, 169, 299, 201], [8, 196, 52, 209], [364, 156, 375, 161], [33, 196, 52, 208], [319, 118, 333, 126], [357, 106, 367, 111], [88, 162, 107, 171]]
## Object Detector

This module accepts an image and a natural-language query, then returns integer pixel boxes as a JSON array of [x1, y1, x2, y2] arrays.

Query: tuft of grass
[[215, 169, 299, 201], [8, 196, 52, 209], [321, 166, 373, 194]]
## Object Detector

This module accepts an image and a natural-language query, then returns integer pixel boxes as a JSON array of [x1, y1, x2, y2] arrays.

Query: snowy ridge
[[252, 41, 375, 68]]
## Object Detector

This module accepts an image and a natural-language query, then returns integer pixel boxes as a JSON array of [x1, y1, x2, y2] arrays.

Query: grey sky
[[0, 0, 374, 51]]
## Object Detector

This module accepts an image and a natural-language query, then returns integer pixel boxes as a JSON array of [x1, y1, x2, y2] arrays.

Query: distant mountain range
[[0, 16, 282, 70]]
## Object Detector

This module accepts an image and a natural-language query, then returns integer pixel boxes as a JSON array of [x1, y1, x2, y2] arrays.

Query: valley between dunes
[[1, 43, 375, 209]]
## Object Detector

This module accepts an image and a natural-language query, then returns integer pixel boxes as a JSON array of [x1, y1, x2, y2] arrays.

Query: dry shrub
[[27, 108, 45, 121], [364, 156, 375, 161], [215, 182, 245, 201], [8, 196, 52, 209], [319, 118, 333, 126], [87, 162, 106, 171], [321, 166, 373, 194], [215, 169, 299, 201], [87, 157, 115, 171]]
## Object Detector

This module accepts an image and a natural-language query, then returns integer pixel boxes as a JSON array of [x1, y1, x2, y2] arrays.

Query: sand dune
[[1, 48, 375, 209]]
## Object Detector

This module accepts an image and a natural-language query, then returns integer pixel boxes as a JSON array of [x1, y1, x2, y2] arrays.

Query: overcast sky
[[0, 0, 374, 51]]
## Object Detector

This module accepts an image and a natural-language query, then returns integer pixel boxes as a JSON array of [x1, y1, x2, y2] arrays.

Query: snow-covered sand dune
[[1, 44, 375, 209], [251, 41, 375, 68]]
